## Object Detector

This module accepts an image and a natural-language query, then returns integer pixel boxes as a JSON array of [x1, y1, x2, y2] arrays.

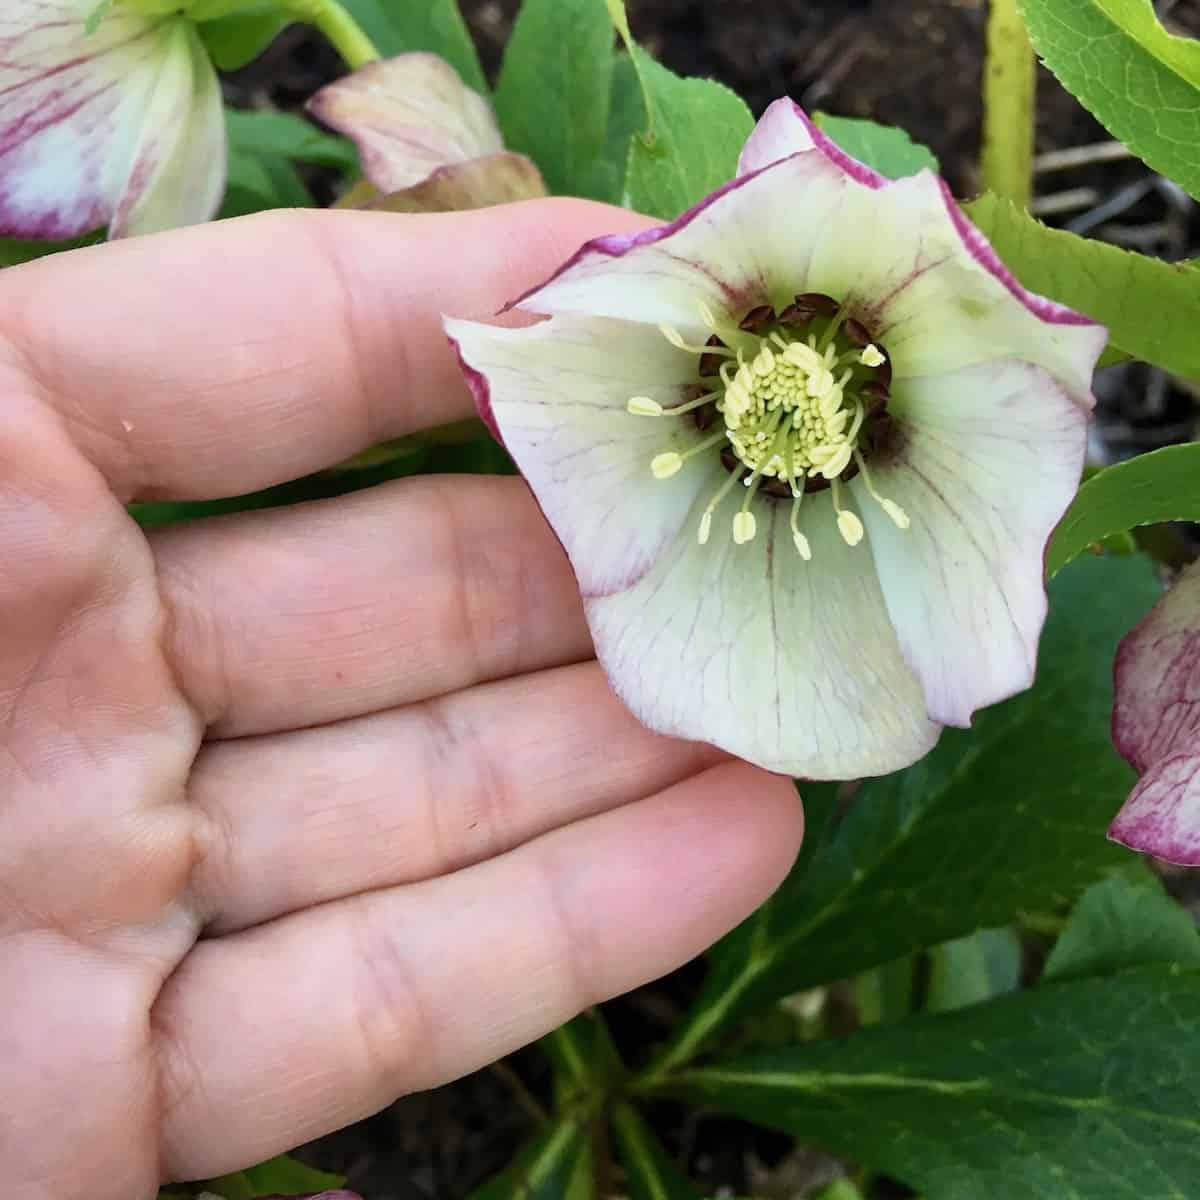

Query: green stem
[[285, 0, 380, 69], [981, 0, 1036, 208]]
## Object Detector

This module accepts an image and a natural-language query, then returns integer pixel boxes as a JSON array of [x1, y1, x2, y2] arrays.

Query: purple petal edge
[[938, 179, 1098, 329], [502, 160, 787, 316], [782, 99, 888, 190], [446, 333, 504, 447]]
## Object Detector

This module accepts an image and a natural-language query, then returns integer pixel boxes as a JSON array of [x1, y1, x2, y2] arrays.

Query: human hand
[[0, 202, 804, 1198]]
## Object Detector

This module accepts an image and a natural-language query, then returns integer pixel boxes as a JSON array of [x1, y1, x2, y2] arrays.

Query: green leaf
[[226, 108, 360, 173], [197, 8, 291, 70], [926, 927, 1022, 1013], [814, 113, 939, 179], [606, 0, 751, 219], [1016, 0, 1200, 198], [612, 1104, 702, 1200], [204, 1153, 343, 1198], [964, 192, 1200, 381], [470, 1116, 594, 1200], [0, 233, 103, 267], [672, 963, 1200, 1200], [586, 52, 646, 203], [643, 556, 1157, 1077], [493, 0, 614, 198], [1044, 864, 1200, 982], [338, 0, 485, 93], [1047, 443, 1200, 577], [540, 1009, 624, 1109], [855, 955, 917, 1027], [220, 149, 314, 218]]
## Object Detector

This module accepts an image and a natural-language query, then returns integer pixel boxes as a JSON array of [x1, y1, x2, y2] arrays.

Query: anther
[[860, 344, 886, 368], [732, 510, 757, 545], [652, 452, 683, 479], [789, 492, 812, 561], [853, 450, 911, 530], [659, 325, 733, 357], [627, 396, 664, 416], [831, 477, 864, 547]]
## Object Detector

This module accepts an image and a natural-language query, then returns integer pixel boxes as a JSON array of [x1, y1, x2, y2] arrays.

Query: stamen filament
[[698, 467, 745, 544], [659, 324, 734, 357], [853, 451, 911, 529], [789, 489, 812, 560]]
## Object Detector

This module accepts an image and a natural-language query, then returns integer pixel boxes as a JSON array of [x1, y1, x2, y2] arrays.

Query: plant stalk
[[285, 0, 380, 70], [981, 0, 1036, 207]]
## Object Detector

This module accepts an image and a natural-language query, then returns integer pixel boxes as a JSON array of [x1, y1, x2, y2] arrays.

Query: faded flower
[[1112, 560, 1200, 865]]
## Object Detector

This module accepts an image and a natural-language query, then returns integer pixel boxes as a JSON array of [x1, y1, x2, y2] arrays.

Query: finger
[[155, 760, 803, 1180], [189, 661, 725, 934], [151, 474, 589, 734], [0, 201, 650, 502]]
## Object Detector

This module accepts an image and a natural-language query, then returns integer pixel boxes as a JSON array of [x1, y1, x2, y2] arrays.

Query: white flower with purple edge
[[446, 99, 1106, 779], [0, 2, 225, 240], [1111, 560, 1200, 865]]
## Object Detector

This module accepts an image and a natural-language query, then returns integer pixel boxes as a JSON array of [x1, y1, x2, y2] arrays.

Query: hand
[[0, 202, 804, 1198]]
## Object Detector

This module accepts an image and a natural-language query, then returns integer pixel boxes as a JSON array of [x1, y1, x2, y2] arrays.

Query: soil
[[220, 2, 1200, 1196]]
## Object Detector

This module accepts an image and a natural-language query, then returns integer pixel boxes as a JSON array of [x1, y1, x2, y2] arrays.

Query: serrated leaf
[[1017, 0, 1200, 197], [198, 9, 291, 70], [204, 1153, 343, 1198], [964, 193, 1200, 380], [493, 0, 614, 198], [643, 557, 1156, 1076], [605, 0, 751, 219], [226, 109, 359, 174], [672, 963, 1200, 1200], [926, 927, 1022, 1013], [814, 113, 939, 179], [1046, 443, 1200, 577], [470, 1117, 594, 1200], [1044, 864, 1200, 982], [612, 1104, 702, 1200], [586, 52, 646, 203], [338, 0, 485, 93]]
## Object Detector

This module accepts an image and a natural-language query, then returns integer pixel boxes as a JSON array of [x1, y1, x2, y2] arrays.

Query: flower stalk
[[284, 0, 380, 69], [981, 0, 1036, 208]]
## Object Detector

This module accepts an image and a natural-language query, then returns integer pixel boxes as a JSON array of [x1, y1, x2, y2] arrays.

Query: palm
[[0, 204, 803, 1199]]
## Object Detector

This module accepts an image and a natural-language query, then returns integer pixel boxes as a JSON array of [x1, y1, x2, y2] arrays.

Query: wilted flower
[[308, 53, 544, 214], [0, 2, 226, 239], [447, 100, 1105, 779], [1111, 560, 1200, 865]]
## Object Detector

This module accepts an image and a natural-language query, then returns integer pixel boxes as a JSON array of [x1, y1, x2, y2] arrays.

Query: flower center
[[627, 294, 908, 560]]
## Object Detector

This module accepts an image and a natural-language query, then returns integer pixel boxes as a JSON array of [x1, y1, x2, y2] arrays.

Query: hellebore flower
[[307, 53, 545, 213], [1111, 560, 1200, 865], [446, 100, 1105, 778], [0, 2, 225, 239]]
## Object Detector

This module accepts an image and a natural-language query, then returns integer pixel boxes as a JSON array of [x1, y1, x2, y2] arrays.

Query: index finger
[[0, 200, 650, 502]]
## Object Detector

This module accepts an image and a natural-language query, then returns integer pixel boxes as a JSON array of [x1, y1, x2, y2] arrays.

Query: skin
[[0, 199, 805, 1198]]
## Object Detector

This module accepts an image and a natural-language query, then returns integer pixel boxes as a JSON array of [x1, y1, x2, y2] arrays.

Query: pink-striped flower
[[446, 101, 1105, 779], [0, 2, 225, 239], [1112, 561, 1200, 865]]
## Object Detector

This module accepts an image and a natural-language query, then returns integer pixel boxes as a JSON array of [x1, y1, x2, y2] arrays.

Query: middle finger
[[151, 474, 591, 737]]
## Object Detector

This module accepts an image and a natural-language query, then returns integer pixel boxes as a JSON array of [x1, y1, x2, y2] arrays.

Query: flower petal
[[855, 359, 1089, 728], [307, 53, 504, 194], [1113, 560, 1200, 773], [363, 152, 545, 213], [0, 7, 224, 239], [109, 21, 226, 238], [1109, 753, 1200, 866], [445, 313, 722, 597], [801, 169, 1105, 390], [737, 97, 886, 189], [513, 149, 852, 334], [586, 486, 940, 778]]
